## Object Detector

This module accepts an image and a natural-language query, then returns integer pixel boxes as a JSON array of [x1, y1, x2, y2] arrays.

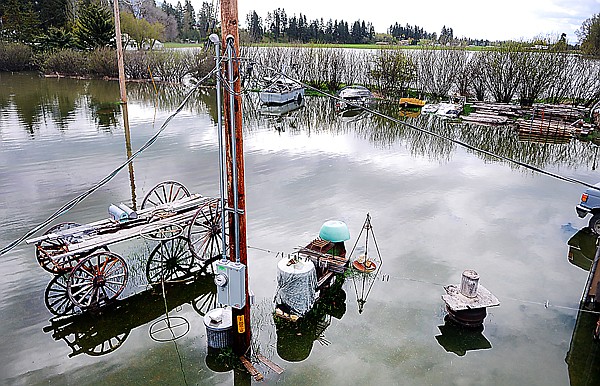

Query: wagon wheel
[[192, 288, 217, 316], [146, 237, 195, 283], [67, 251, 128, 309], [188, 199, 228, 263], [141, 181, 191, 209], [36, 222, 83, 274], [44, 274, 77, 316]]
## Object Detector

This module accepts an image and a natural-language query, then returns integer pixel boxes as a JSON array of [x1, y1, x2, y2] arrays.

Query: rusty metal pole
[[220, 0, 250, 356]]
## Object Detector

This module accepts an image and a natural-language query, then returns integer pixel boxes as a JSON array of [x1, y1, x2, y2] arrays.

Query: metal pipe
[[226, 35, 240, 263], [210, 34, 228, 262]]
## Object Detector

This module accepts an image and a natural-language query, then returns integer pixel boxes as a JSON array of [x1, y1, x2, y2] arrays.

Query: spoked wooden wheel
[[146, 237, 195, 283], [188, 199, 228, 262], [67, 251, 128, 309], [44, 274, 77, 316], [36, 222, 84, 274], [141, 181, 191, 209]]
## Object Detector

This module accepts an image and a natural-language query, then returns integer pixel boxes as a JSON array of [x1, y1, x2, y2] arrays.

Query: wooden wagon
[[27, 181, 226, 310]]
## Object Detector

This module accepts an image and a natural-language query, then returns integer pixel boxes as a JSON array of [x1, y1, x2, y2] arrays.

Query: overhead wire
[[0, 63, 223, 257]]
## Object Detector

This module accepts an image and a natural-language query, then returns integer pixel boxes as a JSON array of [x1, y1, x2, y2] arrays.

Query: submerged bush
[[124, 50, 153, 79], [150, 50, 191, 83], [41, 49, 88, 75], [0, 42, 34, 71], [87, 48, 118, 77]]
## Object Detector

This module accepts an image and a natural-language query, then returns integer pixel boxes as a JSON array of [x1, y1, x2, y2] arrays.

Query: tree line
[[0, 0, 219, 49], [245, 8, 375, 44]]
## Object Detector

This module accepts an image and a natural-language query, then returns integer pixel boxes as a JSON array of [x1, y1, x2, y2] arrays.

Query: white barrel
[[204, 307, 232, 349], [460, 269, 480, 298]]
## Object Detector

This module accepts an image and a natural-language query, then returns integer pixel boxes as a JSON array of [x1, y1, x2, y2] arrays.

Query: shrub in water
[[0, 42, 33, 71], [41, 49, 88, 76], [88, 48, 118, 78]]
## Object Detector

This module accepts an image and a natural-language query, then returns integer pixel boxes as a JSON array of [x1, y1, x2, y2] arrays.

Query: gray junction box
[[215, 260, 246, 309]]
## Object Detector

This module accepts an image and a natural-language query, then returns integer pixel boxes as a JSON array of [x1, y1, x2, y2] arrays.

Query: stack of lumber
[[531, 103, 587, 121], [469, 102, 525, 118], [463, 102, 524, 125]]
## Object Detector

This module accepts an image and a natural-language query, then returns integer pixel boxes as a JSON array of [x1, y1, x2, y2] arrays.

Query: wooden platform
[[297, 243, 349, 274]]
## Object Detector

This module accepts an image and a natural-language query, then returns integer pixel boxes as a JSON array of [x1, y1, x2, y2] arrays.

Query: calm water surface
[[0, 72, 599, 385]]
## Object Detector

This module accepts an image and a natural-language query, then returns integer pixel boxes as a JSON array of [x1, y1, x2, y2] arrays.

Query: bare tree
[[480, 42, 522, 103], [414, 46, 467, 99], [518, 51, 560, 106]]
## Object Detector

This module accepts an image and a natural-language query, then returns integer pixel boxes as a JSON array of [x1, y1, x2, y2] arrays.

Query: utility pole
[[220, 0, 250, 356]]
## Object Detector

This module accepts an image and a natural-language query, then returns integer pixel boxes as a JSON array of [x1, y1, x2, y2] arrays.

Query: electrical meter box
[[215, 260, 246, 309]]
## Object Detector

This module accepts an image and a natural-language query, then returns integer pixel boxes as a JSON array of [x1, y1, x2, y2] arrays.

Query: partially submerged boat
[[335, 85, 374, 110], [421, 104, 439, 114], [436, 103, 462, 118], [259, 76, 305, 105]]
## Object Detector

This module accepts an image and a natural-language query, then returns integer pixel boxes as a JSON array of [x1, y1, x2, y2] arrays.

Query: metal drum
[[204, 307, 233, 349]]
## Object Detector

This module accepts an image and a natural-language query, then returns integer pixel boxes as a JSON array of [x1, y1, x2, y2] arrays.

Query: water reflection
[[259, 98, 304, 133], [245, 94, 600, 171], [2, 72, 598, 172], [275, 277, 346, 362], [43, 273, 216, 357], [567, 227, 597, 271], [566, 308, 600, 386], [564, 226, 600, 386], [434, 315, 492, 356], [122, 102, 137, 209], [0, 73, 123, 132]]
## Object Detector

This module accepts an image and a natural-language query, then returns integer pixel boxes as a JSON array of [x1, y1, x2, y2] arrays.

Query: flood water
[[1, 72, 600, 385]]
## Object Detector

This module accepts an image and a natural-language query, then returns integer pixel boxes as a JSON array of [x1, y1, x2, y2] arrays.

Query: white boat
[[336, 85, 373, 108], [259, 76, 304, 105], [421, 104, 439, 114], [436, 103, 462, 118]]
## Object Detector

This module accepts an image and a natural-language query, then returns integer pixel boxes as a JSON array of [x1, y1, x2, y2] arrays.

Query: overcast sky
[[190, 0, 598, 42]]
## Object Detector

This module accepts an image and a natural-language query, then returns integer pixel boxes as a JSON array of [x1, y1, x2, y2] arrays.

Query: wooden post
[[220, 0, 250, 356], [113, 0, 127, 104]]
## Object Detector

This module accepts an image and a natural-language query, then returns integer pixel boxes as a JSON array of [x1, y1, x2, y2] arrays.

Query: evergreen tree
[[0, 0, 39, 42], [34, 0, 69, 30], [246, 10, 263, 42], [73, 1, 114, 49], [197, 2, 215, 39]]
